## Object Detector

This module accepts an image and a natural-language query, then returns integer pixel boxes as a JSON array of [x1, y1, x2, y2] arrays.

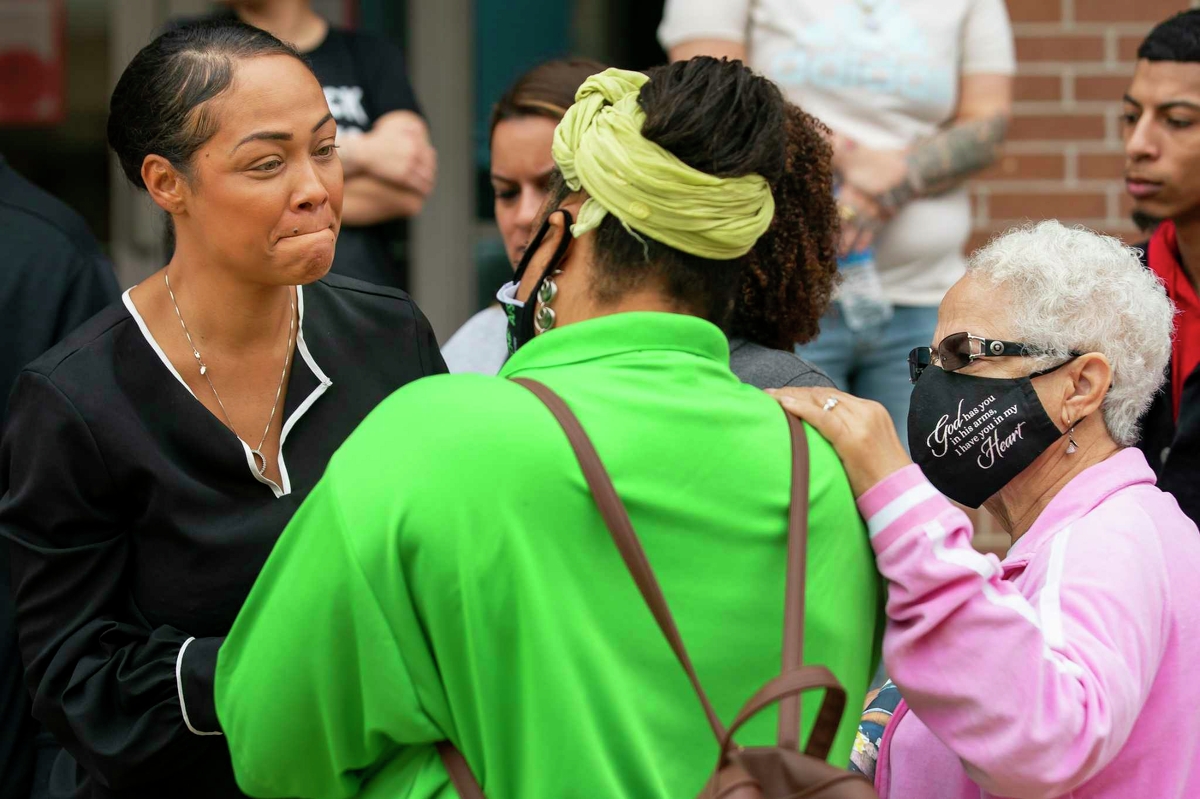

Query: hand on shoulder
[[767, 387, 912, 497]]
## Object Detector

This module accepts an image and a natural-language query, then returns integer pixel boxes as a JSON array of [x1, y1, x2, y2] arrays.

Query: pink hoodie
[[860, 448, 1200, 799]]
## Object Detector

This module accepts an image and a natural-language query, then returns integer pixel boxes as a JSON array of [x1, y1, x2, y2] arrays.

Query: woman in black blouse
[[0, 20, 444, 799]]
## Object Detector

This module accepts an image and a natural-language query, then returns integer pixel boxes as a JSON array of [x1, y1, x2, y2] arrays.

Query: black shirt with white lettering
[[306, 27, 422, 290], [0, 275, 445, 798]]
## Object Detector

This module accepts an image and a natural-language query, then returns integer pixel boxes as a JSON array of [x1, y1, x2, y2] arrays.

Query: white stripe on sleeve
[[176, 637, 223, 736]]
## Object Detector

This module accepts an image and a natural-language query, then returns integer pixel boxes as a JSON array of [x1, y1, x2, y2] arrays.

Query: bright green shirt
[[215, 312, 880, 799]]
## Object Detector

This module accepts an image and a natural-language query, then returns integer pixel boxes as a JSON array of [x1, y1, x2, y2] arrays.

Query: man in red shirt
[[1123, 9, 1200, 525]]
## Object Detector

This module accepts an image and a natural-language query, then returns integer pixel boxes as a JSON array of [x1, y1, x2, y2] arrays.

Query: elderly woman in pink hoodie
[[772, 221, 1200, 799]]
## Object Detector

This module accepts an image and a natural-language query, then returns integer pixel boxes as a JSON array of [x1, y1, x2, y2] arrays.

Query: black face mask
[[906, 366, 1069, 508], [497, 209, 574, 356]]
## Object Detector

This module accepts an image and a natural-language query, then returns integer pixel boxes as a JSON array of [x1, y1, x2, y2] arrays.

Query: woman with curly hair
[[445, 60, 840, 390], [729, 102, 840, 389], [443, 58, 605, 374]]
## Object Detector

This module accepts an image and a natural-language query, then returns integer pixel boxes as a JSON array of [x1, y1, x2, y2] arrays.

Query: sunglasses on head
[[908, 332, 1082, 384]]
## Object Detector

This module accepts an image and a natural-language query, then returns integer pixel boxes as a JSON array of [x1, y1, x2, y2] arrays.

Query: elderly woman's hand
[[768, 388, 913, 497]]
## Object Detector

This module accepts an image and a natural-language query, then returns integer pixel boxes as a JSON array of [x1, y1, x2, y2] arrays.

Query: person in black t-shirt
[[219, 0, 436, 289], [0, 154, 118, 799]]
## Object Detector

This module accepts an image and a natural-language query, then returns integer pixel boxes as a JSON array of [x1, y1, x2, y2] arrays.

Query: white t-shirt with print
[[659, 0, 1015, 306]]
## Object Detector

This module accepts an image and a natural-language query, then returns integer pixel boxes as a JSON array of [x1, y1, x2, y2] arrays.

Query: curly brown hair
[[727, 103, 840, 350]]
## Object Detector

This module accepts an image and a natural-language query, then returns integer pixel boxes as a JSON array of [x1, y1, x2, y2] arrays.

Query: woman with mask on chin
[[442, 58, 604, 375], [444, 60, 840, 392], [213, 59, 880, 798], [0, 20, 443, 799], [772, 221, 1200, 799]]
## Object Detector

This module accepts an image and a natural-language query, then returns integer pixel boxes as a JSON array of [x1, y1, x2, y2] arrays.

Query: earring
[[1065, 422, 1079, 455], [534, 270, 561, 334]]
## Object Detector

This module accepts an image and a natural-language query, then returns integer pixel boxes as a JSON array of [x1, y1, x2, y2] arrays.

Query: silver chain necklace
[[164, 269, 296, 477]]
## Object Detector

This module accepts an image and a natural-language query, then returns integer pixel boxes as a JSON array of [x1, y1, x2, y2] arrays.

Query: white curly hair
[[966, 221, 1174, 447]]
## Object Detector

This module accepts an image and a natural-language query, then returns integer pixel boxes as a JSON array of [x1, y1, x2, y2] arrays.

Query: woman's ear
[[141, 155, 188, 216], [515, 209, 570, 304], [1060, 352, 1112, 427], [556, 194, 586, 223]]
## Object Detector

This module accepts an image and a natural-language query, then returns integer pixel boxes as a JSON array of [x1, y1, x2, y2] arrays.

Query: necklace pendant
[[250, 449, 267, 476], [199, 364, 207, 376]]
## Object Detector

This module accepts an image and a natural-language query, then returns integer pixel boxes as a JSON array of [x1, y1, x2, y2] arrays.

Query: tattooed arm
[[876, 114, 1009, 211], [839, 74, 1013, 212]]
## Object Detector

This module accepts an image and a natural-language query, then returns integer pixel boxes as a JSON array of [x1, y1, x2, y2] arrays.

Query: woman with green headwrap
[[213, 59, 880, 799]]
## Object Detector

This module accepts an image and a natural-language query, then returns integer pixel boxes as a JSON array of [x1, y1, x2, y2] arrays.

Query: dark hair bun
[[638, 57, 787, 184], [107, 19, 308, 190]]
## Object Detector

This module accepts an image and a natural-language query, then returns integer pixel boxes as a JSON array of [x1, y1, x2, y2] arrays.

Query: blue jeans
[[795, 305, 940, 451]]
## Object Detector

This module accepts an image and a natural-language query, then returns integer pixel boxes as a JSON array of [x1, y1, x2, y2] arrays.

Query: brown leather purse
[[437, 378, 877, 799]]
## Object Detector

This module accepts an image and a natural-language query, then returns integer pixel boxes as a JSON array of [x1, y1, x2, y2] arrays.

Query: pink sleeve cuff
[[857, 465, 950, 552]]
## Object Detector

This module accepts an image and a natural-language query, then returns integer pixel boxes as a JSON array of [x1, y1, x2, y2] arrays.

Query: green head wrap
[[551, 67, 775, 261]]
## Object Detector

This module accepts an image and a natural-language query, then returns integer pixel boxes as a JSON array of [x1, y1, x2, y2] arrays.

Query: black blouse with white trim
[[0, 274, 446, 799]]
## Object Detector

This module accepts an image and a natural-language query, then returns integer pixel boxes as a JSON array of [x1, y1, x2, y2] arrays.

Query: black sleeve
[[352, 31, 422, 119], [0, 248, 117, 799], [0, 248, 117, 427], [414, 303, 448, 377], [0, 539, 35, 799], [53, 252, 119, 343], [0, 373, 225, 792]]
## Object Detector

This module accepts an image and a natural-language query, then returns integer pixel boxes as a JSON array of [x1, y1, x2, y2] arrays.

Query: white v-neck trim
[[123, 289, 196, 399], [122, 284, 331, 499], [277, 284, 332, 495]]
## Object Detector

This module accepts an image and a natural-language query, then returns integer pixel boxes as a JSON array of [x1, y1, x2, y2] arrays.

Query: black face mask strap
[[511, 208, 568, 285], [1027, 354, 1098, 450], [517, 208, 574, 346]]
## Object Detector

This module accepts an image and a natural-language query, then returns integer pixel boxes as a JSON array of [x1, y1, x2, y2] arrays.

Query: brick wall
[[967, 0, 1200, 256]]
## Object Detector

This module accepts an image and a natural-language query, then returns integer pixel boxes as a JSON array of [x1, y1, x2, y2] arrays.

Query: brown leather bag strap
[[438, 742, 485, 799], [513, 377, 728, 741], [721, 665, 847, 762], [777, 413, 810, 751]]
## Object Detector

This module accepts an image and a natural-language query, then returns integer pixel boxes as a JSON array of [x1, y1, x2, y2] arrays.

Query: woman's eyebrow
[[230, 113, 336, 154], [490, 168, 555, 184], [231, 130, 291, 154]]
